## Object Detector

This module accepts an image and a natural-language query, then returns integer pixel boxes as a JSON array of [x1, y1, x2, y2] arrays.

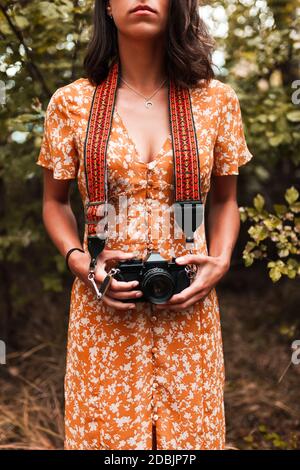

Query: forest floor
[[0, 263, 299, 450]]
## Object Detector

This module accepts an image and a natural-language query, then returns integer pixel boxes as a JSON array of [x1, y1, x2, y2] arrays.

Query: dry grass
[[0, 345, 65, 449], [221, 268, 300, 450]]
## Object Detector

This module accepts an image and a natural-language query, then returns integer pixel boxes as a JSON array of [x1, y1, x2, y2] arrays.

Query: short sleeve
[[212, 84, 253, 176], [36, 88, 79, 179]]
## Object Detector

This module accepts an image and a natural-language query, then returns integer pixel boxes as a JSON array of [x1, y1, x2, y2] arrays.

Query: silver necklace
[[120, 76, 168, 109]]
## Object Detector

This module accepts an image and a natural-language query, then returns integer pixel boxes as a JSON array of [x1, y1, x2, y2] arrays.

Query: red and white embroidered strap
[[169, 79, 201, 203], [84, 60, 203, 263]]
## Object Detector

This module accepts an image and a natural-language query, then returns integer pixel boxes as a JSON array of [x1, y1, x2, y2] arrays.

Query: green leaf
[[263, 216, 282, 230], [243, 252, 254, 267], [257, 114, 268, 123], [287, 269, 297, 279], [274, 204, 287, 216], [294, 217, 300, 229], [248, 225, 269, 242], [245, 241, 257, 252], [278, 248, 289, 258], [269, 267, 282, 282], [14, 15, 30, 29], [258, 424, 267, 433], [285, 187, 299, 205], [269, 135, 284, 146], [286, 111, 300, 122], [290, 202, 300, 213], [287, 258, 299, 268], [253, 194, 265, 213]]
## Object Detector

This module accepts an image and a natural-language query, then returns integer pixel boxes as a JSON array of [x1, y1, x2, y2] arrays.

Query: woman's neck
[[117, 33, 168, 93]]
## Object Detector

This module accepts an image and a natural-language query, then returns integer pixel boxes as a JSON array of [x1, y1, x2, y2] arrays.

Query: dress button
[[152, 347, 158, 354], [151, 315, 158, 322], [152, 381, 158, 389], [153, 414, 159, 421]]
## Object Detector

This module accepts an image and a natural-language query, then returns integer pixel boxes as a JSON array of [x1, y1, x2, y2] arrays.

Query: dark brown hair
[[84, 0, 216, 88]]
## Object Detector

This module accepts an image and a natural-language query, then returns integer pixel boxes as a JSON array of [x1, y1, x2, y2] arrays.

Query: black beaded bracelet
[[65, 247, 85, 272]]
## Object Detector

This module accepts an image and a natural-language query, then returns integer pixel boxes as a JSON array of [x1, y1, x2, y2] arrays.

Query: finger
[[101, 250, 136, 272], [157, 293, 206, 311], [167, 295, 200, 311], [94, 270, 140, 291], [102, 295, 136, 311], [110, 278, 140, 291], [94, 268, 111, 284], [160, 284, 201, 305], [175, 254, 209, 265], [107, 289, 143, 300]]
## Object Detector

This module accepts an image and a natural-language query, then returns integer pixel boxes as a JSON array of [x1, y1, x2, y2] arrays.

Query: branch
[[0, 2, 52, 98]]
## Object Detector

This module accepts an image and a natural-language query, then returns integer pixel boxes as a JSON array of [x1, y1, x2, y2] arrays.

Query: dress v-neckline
[[114, 107, 172, 166]]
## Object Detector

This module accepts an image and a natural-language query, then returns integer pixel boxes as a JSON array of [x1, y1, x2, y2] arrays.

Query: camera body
[[115, 252, 191, 305]]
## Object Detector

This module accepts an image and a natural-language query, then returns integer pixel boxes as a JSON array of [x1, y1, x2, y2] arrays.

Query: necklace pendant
[[145, 100, 153, 109]]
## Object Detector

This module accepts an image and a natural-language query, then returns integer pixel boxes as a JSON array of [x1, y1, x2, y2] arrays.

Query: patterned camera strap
[[84, 60, 203, 262]]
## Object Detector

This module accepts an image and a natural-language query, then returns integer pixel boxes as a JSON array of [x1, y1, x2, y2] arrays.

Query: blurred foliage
[[208, 0, 300, 279], [240, 186, 300, 281], [0, 0, 94, 327], [243, 423, 298, 450], [0, 0, 299, 328]]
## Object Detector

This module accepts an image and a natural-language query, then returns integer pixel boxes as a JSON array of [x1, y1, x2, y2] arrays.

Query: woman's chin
[[119, 24, 163, 39]]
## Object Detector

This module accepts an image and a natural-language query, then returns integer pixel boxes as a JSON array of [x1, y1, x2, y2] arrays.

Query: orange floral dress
[[36, 76, 253, 450]]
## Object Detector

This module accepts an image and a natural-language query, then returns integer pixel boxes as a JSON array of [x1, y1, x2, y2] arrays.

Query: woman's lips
[[131, 9, 156, 16]]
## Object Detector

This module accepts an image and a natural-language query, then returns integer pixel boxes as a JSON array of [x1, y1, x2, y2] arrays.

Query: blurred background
[[0, 0, 299, 450]]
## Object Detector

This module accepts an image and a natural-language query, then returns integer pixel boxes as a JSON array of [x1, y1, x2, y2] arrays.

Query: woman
[[37, 0, 253, 450]]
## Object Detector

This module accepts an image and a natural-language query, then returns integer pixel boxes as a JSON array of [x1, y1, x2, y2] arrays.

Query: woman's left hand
[[156, 254, 230, 311]]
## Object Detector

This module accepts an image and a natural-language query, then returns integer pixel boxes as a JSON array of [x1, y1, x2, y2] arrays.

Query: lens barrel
[[141, 267, 175, 304]]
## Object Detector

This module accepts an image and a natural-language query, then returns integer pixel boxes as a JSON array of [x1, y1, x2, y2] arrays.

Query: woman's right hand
[[68, 249, 143, 310]]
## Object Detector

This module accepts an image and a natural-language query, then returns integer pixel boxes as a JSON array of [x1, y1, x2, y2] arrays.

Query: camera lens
[[141, 268, 175, 304]]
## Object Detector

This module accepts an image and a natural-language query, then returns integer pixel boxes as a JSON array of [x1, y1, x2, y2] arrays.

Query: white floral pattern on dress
[[36, 76, 253, 450]]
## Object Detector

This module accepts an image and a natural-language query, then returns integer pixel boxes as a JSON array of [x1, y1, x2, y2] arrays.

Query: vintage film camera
[[115, 252, 195, 305]]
